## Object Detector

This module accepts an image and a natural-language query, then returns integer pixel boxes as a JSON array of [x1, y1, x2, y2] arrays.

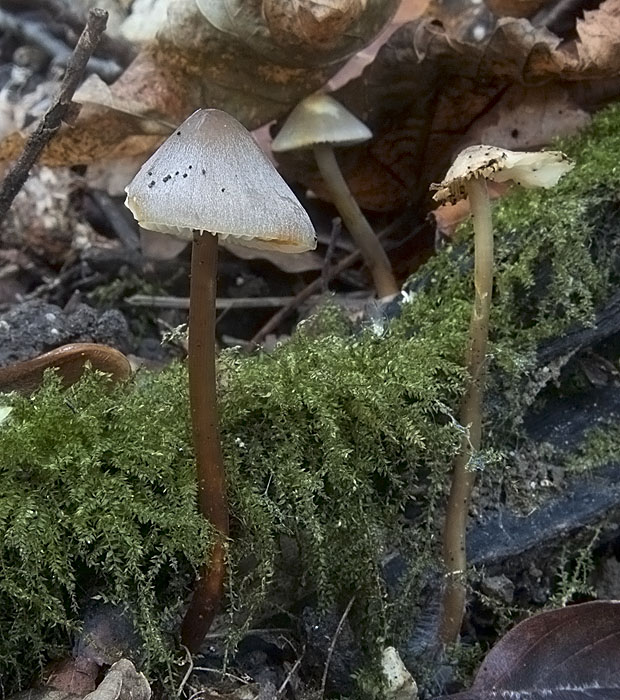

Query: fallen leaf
[[0, 0, 398, 167], [327, 0, 430, 89], [279, 2, 620, 212], [222, 239, 325, 272], [484, 0, 546, 19], [462, 84, 591, 150], [83, 659, 150, 700], [436, 601, 620, 699]]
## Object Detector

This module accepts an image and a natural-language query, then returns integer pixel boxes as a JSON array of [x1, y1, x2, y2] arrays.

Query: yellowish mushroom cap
[[271, 93, 372, 152], [431, 145, 574, 205], [125, 109, 316, 253]]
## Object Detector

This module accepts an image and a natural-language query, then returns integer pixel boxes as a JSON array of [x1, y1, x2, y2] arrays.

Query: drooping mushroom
[[431, 145, 574, 644], [271, 92, 398, 299], [125, 109, 316, 652]]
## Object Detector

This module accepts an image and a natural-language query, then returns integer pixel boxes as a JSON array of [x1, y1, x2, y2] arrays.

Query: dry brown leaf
[[431, 182, 509, 237], [327, 0, 429, 89], [0, 0, 398, 168], [263, 0, 367, 51], [484, 0, 547, 19], [278, 5, 620, 212], [569, 0, 620, 76]]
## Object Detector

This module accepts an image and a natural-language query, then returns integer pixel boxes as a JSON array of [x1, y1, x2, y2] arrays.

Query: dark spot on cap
[[221, 187, 225, 192], [188, 165, 193, 169], [176, 131, 181, 136], [202, 169, 206, 175], [147, 170, 152, 176], [163, 175, 171, 183], [175, 171, 179, 176], [148, 181, 155, 188], [183, 173, 188, 178]]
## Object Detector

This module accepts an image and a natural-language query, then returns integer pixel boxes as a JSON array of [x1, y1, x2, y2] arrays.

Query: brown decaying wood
[[181, 231, 229, 652]]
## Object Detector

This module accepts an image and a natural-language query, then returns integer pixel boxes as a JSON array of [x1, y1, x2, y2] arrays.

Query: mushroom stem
[[440, 177, 493, 645], [181, 230, 229, 653], [313, 143, 398, 299]]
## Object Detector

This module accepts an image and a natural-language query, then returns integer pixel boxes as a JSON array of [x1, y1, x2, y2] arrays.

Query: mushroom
[[430, 145, 574, 644], [124, 109, 315, 652], [271, 92, 398, 299]]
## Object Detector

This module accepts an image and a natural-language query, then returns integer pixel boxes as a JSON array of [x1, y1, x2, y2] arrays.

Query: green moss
[[564, 423, 620, 473], [1, 102, 620, 694], [0, 367, 210, 691]]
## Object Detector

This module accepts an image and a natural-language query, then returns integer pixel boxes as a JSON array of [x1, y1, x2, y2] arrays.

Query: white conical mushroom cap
[[124, 109, 316, 253], [431, 145, 574, 204], [271, 93, 372, 152]]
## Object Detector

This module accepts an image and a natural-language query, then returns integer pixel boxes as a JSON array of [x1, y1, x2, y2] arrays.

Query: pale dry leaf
[[82, 659, 150, 700], [281, 8, 618, 212], [463, 84, 590, 150], [221, 239, 325, 273], [525, 0, 620, 79], [327, 0, 429, 89], [74, 74, 175, 131], [0, 0, 398, 167], [120, 0, 176, 43], [85, 155, 143, 197], [140, 228, 188, 260], [573, 0, 620, 74]]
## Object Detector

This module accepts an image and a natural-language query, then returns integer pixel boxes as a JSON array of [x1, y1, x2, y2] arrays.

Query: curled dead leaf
[[263, 0, 368, 51]]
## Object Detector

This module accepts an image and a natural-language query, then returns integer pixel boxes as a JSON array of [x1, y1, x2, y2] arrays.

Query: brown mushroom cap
[[125, 109, 316, 253], [271, 93, 372, 152], [431, 145, 574, 205]]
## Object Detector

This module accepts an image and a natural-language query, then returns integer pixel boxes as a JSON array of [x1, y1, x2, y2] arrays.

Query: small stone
[[481, 574, 515, 603]]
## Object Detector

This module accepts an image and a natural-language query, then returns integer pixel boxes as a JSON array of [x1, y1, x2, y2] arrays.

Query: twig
[[90, 190, 140, 250], [203, 626, 291, 639], [175, 646, 194, 698], [250, 213, 418, 347], [250, 247, 364, 346], [0, 8, 109, 225], [36, 0, 136, 67], [276, 649, 305, 698], [0, 8, 119, 81], [127, 294, 339, 310], [321, 217, 342, 293], [320, 597, 355, 698], [193, 667, 252, 684]]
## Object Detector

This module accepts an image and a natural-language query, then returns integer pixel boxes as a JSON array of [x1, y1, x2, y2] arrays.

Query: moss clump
[[0, 366, 209, 692], [1, 103, 620, 694]]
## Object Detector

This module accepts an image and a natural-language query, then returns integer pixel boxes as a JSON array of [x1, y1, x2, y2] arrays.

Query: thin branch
[[0, 8, 119, 81], [250, 214, 417, 347], [321, 217, 342, 293], [126, 293, 362, 310], [276, 650, 305, 698], [36, 0, 136, 67], [320, 597, 355, 698], [0, 8, 108, 225]]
